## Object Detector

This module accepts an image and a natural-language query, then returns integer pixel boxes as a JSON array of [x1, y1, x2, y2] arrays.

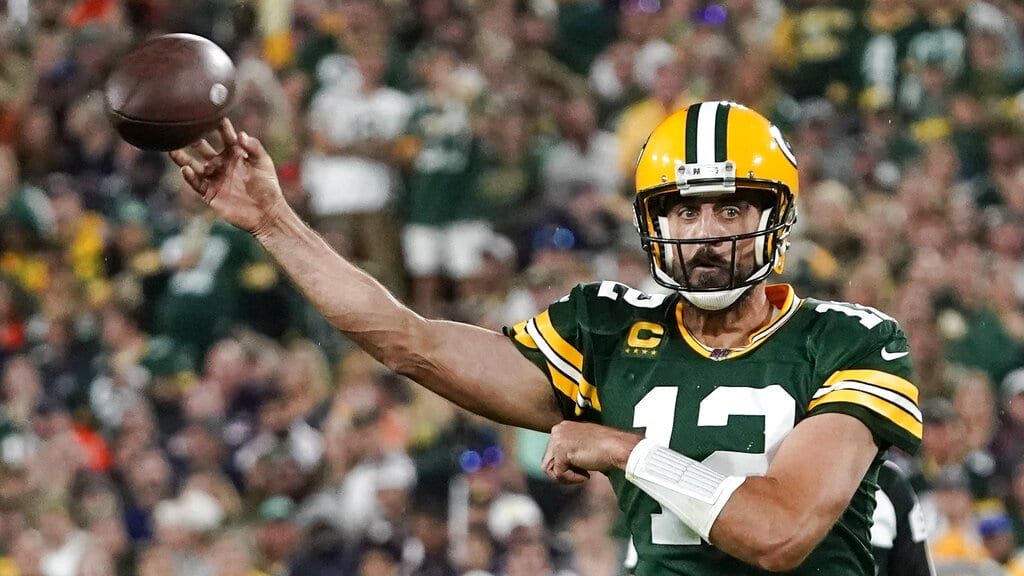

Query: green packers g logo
[[625, 322, 664, 356]]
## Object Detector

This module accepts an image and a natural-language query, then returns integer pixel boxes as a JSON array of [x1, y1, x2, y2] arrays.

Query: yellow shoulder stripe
[[808, 389, 922, 440], [510, 320, 538, 349], [548, 367, 579, 403], [535, 310, 584, 371], [578, 377, 602, 412], [526, 312, 601, 413], [824, 369, 918, 403], [547, 367, 602, 414]]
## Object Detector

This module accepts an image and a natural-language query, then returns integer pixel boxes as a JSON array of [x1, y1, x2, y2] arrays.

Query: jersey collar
[[674, 284, 802, 361]]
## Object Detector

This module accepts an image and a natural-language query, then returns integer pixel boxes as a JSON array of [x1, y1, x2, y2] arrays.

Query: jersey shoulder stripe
[[516, 309, 602, 414], [508, 320, 538, 349], [810, 369, 923, 440], [532, 309, 584, 372], [504, 281, 667, 418], [798, 298, 922, 452]]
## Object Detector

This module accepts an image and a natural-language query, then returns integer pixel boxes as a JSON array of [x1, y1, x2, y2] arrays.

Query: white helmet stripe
[[769, 124, 797, 168], [695, 102, 720, 164]]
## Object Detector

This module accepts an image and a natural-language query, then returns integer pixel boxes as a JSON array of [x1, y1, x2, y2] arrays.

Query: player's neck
[[682, 285, 774, 349]]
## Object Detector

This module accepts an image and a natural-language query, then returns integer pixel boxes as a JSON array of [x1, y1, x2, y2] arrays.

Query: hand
[[168, 119, 289, 237], [542, 421, 643, 485]]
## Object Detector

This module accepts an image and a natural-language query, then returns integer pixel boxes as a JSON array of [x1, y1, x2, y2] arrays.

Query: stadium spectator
[[397, 42, 487, 317], [301, 38, 411, 296]]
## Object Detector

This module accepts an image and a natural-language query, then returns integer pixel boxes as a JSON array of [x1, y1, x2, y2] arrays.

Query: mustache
[[687, 246, 729, 268]]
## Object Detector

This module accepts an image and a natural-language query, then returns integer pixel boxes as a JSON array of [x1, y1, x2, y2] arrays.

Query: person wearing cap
[[792, 98, 857, 188], [254, 495, 301, 576], [926, 464, 994, 572], [976, 500, 1024, 575]]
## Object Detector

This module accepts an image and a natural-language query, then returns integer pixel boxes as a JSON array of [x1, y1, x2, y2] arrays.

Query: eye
[[721, 205, 742, 218], [676, 205, 698, 219]]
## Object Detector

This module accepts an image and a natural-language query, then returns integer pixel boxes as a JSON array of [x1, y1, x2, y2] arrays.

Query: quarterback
[[170, 101, 921, 575]]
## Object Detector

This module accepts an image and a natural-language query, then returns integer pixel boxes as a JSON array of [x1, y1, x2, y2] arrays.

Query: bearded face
[[659, 190, 769, 291], [676, 243, 741, 289]]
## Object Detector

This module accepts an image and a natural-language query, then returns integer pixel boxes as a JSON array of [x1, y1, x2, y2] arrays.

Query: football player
[[171, 101, 921, 576]]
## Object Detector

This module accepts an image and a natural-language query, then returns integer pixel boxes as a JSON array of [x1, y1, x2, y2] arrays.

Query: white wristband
[[625, 438, 745, 540]]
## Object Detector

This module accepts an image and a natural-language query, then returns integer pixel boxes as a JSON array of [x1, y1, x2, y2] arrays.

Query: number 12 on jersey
[[633, 385, 796, 545]]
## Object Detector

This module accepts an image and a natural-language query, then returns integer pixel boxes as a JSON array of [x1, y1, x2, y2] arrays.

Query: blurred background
[[0, 0, 1023, 574]]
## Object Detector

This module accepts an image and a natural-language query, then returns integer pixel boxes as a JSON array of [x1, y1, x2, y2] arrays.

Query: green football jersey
[[506, 282, 922, 576], [401, 94, 477, 225]]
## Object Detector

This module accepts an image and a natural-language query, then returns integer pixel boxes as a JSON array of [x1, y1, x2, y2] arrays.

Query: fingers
[[218, 117, 238, 147], [180, 165, 207, 196], [543, 455, 590, 484], [171, 148, 213, 197], [561, 466, 591, 484], [168, 149, 207, 180], [542, 448, 591, 485], [238, 131, 266, 161], [191, 138, 219, 160], [168, 149, 191, 168]]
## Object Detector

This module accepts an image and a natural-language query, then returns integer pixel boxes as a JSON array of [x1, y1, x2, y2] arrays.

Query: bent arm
[[619, 412, 878, 572], [257, 206, 563, 432], [708, 413, 879, 571]]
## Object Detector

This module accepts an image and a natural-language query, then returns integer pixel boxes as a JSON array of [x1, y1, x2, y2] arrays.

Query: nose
[[694, 206, 727, 241]]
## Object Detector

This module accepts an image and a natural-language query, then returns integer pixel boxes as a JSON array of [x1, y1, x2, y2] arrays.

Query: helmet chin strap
[[654, 263, 771, 311], [679, 285, 755, 311]]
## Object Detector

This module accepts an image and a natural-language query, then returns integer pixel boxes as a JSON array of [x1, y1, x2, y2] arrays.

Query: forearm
[[256, 206, 413, 356], [165, 124, 561, 426], [625, 441, 837, 572], [254, 207, 562, 431], [625, 414, 875, 572], [708, 476, 836, 571]]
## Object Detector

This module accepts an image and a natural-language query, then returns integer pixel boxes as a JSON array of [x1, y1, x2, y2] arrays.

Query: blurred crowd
[[0, 0, 1024, 575]]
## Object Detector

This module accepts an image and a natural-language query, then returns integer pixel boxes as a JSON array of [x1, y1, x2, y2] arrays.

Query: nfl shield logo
[[709, 348, 732, 361]]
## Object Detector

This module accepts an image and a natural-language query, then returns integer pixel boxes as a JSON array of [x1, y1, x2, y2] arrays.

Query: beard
[[673, 244, 753, 289]]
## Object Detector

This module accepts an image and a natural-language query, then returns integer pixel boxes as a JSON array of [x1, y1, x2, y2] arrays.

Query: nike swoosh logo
[[880, 348, 910, 361]]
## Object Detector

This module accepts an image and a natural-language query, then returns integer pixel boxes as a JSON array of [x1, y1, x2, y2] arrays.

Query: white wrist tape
[[625, 438, 746, 540]]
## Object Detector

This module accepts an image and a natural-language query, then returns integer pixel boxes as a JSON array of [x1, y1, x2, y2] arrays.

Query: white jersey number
[[814, 301, 894, 329], [633, 385, 796, 545]]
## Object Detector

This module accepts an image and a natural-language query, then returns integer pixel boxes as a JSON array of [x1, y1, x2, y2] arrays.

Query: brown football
[[104, 33, 236, 151]]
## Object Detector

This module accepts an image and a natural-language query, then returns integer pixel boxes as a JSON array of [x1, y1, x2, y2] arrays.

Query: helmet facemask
[[631, 102, 800, 311], [634, 169, 797, 310]]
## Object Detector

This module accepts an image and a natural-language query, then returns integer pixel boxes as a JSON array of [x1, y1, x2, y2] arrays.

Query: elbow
[[751, 539, 814, 573], [743, 514, 834, 572]]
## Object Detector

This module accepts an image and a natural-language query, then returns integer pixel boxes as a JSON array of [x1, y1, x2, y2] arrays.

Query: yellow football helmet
[[633, 101, 799, 309]]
